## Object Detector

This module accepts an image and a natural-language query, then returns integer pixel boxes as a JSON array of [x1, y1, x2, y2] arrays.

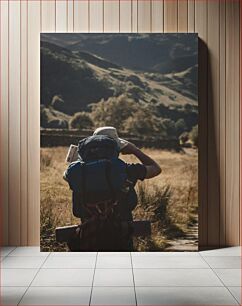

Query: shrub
[[40, 152, 52, 170], [175, 118, 187, 136], [48, 119, 69, 129], [124, 75, 144, 87], [124, 109, 160, 136], [127, 85, 143, 101], [136, 182, 171, 224], [159, 118, 176, 137], [179, 132, 189, 145], [40, 199, 65, 252], [51, 95, 65, 112], [90, 94, 138, 130], [40, 107, 50, 128], [189, 125, 198, 147], [184, 103, 193, 112], [169, 94, 177, 101], [136, 182, 184, 239], [69, 112, 93, 130]]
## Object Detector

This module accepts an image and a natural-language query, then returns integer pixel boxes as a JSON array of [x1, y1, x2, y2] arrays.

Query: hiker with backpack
[[63, 127, 161, 251]]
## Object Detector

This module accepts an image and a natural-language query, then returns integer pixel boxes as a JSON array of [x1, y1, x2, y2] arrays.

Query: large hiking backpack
[[64, 135, 137, 250], [64, 135, 137, 219]]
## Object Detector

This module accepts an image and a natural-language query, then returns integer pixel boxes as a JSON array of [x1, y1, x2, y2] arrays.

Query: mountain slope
[[41, 40, 197, 110], [41, 41, 114, 114], [41, 33, 198, 74]]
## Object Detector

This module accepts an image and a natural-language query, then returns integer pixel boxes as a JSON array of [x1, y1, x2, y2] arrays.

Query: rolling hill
[[41, 33, 198, 74], [40, 34, 198, 135]]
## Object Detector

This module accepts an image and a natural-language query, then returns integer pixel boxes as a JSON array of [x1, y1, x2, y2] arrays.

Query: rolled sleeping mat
[[56, 220, 151, 243]]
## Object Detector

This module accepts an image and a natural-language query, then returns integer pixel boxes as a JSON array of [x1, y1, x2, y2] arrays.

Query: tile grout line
[[2, 285, 242, 288], [89, 251, 98, 306], [3, 268, 239, 270], [130, 252, 137, 306], [226, 286, 241, 305], [199, 253, 240, 305], [1, 247, 17, 257], [16, 251, 51, 306], [0, 256, 7, 263]]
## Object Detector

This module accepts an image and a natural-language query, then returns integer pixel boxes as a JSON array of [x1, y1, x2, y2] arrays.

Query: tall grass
[[40, 147, 198, 251]]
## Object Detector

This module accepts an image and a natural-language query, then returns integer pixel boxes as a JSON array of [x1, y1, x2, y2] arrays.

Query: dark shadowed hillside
[[41, 33, 198, 74], [41, 41, 114, 114]]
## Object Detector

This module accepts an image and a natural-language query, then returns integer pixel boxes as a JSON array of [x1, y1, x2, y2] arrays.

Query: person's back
[[64, 127, 161, 251]]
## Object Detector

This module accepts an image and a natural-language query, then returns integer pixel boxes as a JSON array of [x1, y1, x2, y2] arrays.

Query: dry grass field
[[40, 147, 198, 252]]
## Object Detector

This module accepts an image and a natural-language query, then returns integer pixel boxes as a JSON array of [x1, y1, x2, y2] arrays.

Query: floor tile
[[19, 286, 91, 305], [1, 256, 46, 269], [203, 256, 241, 269], [228, 287, 241, 304], [0, 247, 16, 257], [31, 268, 94, 286], [200, 247, 241, 257], [136, 287, 238, 305], [0, 287, 27, 305], [132, 251, 200, 257], [132, 256, 209, 269], [98, 252, 131, 257], [96, 256, 132, 268], [49, 252, 97, 257], [42, 256, 96, 268], [94, 269, 134, 286], [134, 268, 223, 287], [1, 269, 38, 286], [91, 287, 136, 305], [9, 247, 49, 257], [214, 269, 241, 286]]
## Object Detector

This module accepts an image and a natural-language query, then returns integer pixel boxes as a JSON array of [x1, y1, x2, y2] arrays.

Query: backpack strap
[[81, 163, 86, 207], [104, 160, 116, 203]]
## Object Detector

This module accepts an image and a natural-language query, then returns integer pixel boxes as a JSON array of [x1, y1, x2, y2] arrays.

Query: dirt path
[[164, 220, 198, 251]]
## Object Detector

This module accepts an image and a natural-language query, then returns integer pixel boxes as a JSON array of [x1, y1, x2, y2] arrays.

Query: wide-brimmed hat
[[93, 126, 128, 150]]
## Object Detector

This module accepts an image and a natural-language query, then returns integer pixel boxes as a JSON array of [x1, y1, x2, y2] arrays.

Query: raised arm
[[121, 142, 161, 179]]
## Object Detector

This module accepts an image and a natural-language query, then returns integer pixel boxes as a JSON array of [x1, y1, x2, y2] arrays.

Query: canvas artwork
[[40, 33, 198, 252]]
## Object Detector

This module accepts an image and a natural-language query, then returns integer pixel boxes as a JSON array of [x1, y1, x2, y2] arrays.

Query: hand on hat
[[120, 141, 138, 155]]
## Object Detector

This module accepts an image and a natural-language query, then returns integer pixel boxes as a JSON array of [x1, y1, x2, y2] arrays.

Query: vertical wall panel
[[178, 0, 188, 32], [132, 0, 138, 32], [240, 0, 242, 247], [0, 0, 9, 245], [188, 0, 195, 33], [20, 0, 28, 245], [41, 0, 56, 32], [195, 0, 208, 247], [120, 0, 132, 32], [164, 0, 178, 32], [74, 0, 89, 32], [138, 0, 151, 32], [207, 0, 220, 246], [104, 0, 119, 32], [56, 0, 67, 32], [151, 0, 164, 33], [219, 0, 226, 246], [67, 0, 74, 32], [27, 0, 40, 245], [226, 0, 240, 246], [90, 0, 103, 32], [8, 0, 21, 245]]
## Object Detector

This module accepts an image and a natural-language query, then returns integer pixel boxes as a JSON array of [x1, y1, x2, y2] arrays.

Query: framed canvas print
[[40, 33, 198, 252]]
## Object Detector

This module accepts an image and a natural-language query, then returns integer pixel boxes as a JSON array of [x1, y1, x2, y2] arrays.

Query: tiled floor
[[0, 246, 241, 305]]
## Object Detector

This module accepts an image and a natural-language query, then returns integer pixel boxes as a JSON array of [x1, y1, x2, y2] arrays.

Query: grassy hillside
[[41, 41, 114, 114], [40, 34, 198, 140]]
